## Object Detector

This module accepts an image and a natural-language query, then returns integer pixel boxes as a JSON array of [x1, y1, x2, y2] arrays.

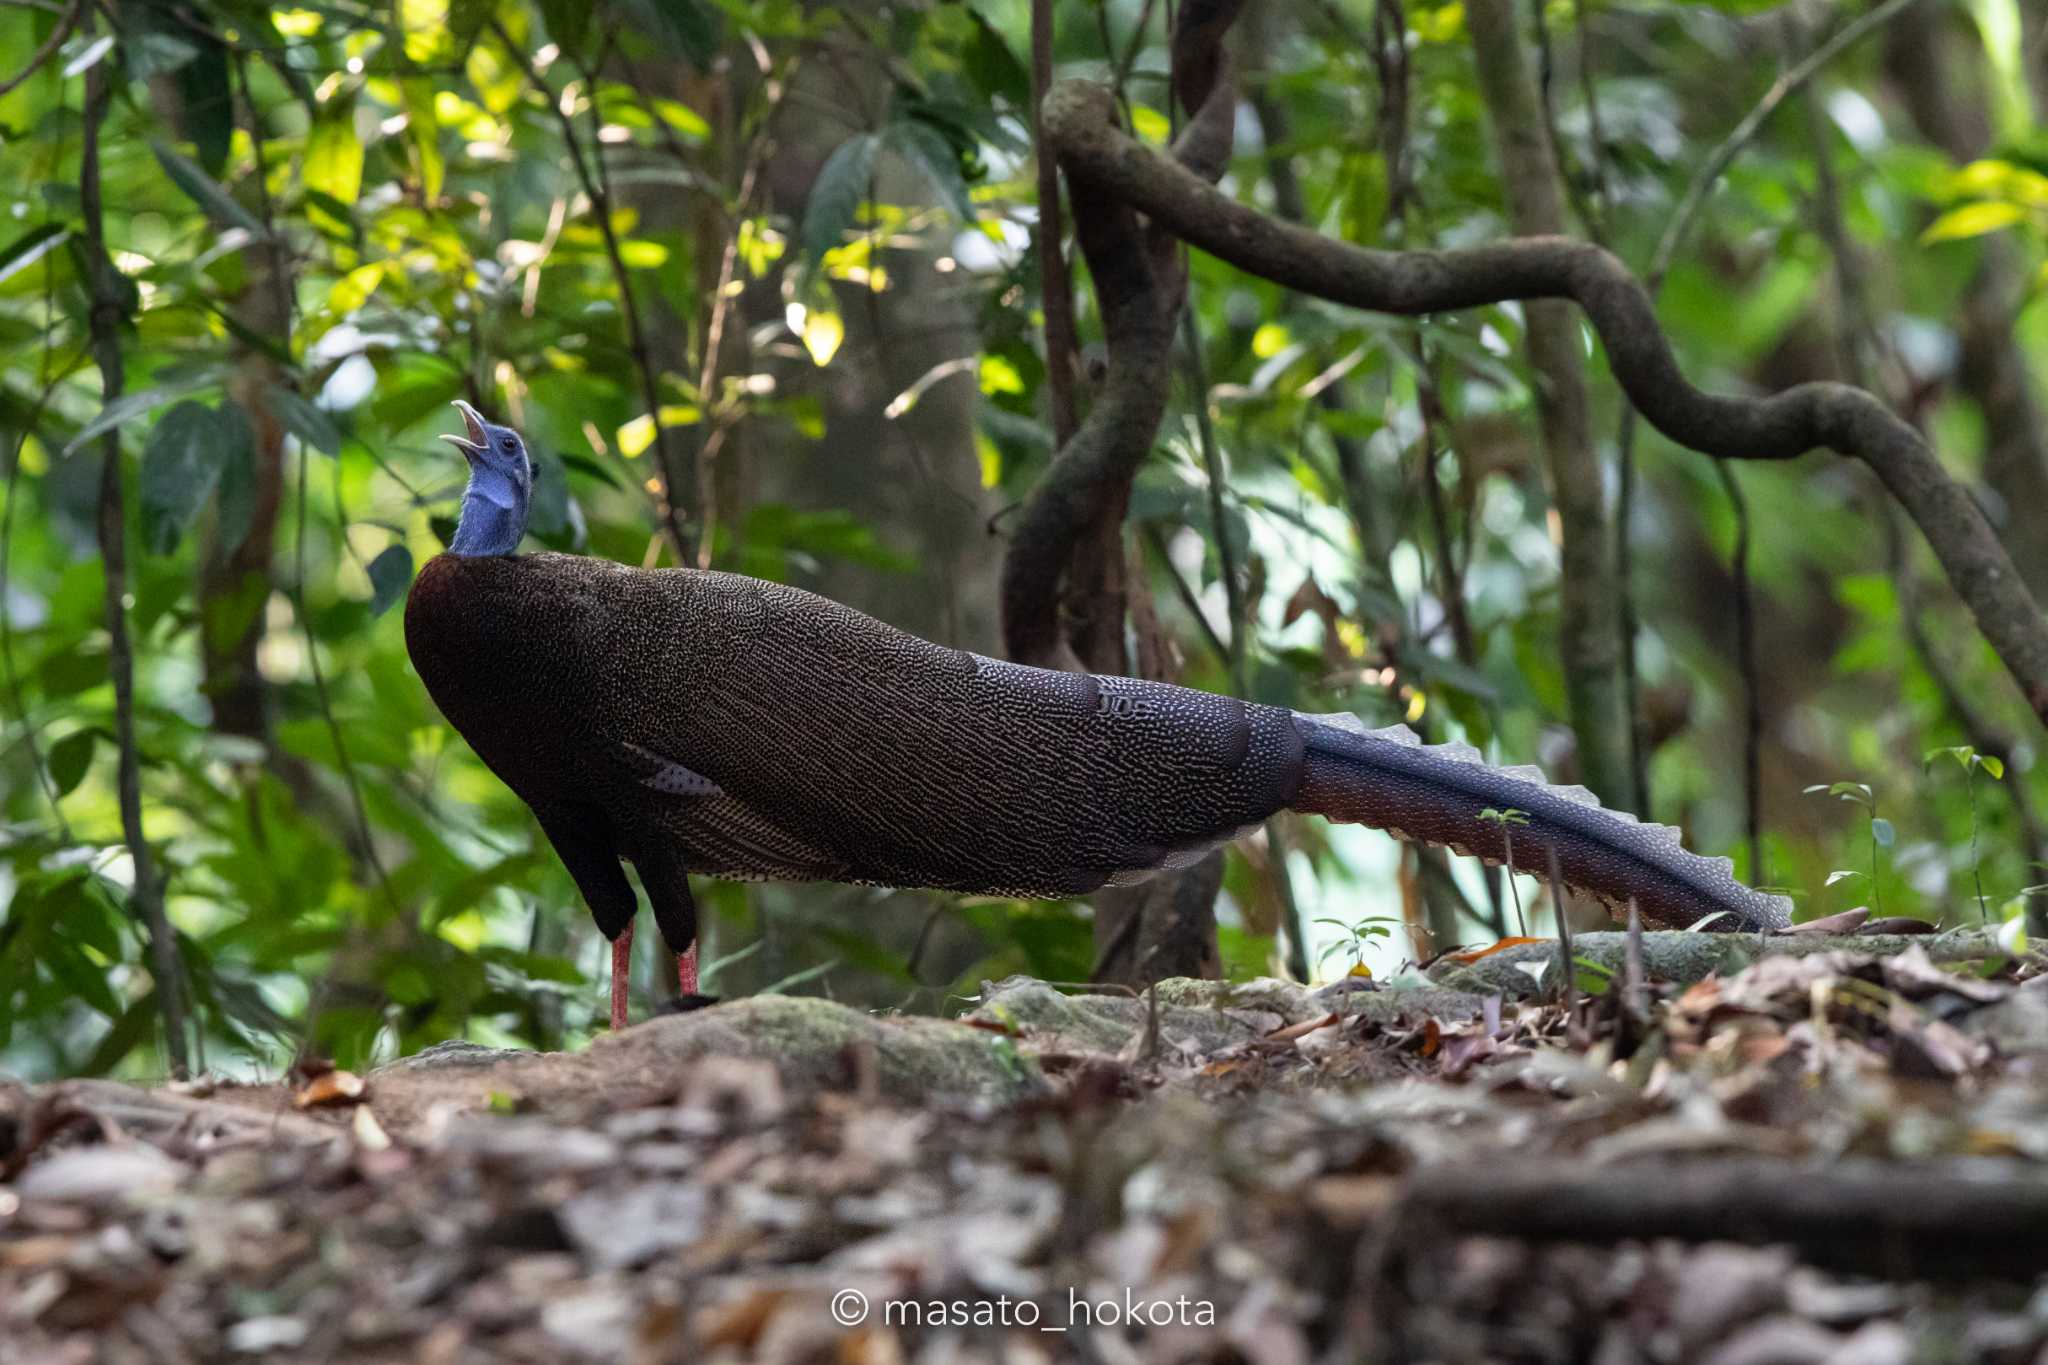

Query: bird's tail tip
[[1289, 711, 1794, 933]]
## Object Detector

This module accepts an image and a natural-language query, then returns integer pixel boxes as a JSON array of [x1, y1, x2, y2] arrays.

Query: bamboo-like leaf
[[962, 9, 1029, 106], [887, 120, 977, 225], [306, 107, 366, 206], [1920, 201, 2025, 244], [267, 387, 343, 456], [801, 133, 880, 269], [0, 225, 69, 291], [150, 139, 264, 235], [61, 35, 114, 79], [48, 729, 96, 798], [368, 545, 415, 617], [140, 401, 233, 554], [631, 0, 719, 66]]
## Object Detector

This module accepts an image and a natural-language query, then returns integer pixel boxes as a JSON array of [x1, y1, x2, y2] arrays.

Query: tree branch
[[999, 0, 1245, 669], [1041, 80, 2048, 727], [0, 0, 79, 100]]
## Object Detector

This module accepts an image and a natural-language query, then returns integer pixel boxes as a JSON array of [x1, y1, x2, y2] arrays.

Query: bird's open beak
[[441, 400, 487, 462]]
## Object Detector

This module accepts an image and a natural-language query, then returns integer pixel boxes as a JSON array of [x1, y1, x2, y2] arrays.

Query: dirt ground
[[7, 929, 2048, 1363]]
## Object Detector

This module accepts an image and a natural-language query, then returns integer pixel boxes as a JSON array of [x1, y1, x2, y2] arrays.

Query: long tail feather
[[1288, 715, 1792, 932]]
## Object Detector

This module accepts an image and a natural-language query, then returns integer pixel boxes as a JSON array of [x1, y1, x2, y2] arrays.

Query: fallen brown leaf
[[293, 1070, 366, 1109], [1445, 937, 1547, 965], [1263, 1012, 1340, 1044]]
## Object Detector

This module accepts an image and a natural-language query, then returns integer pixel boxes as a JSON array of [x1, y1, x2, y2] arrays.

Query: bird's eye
[[498, 435, 515, 452]]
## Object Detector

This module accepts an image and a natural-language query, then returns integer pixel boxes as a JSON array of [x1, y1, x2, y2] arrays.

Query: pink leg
[[676, 941, 699, 997], [610, 921, 634, 1031]]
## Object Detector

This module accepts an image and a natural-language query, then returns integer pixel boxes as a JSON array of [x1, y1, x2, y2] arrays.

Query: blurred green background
[[2, 0, 2045, 1079]]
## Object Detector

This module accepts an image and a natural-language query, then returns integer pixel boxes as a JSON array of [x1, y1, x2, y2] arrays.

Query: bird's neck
[[448, 482, 528, 557]]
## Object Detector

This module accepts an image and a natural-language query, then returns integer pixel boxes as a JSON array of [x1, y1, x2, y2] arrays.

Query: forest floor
[[6, 928, 2048, 1364]]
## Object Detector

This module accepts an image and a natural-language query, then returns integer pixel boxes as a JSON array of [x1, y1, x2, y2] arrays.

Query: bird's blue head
[[442, 400, 534, 557]]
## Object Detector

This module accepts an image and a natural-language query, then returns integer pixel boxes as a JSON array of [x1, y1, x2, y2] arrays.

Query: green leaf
[[267, 387, 343, 455], [801, 133, 880, 269], [368, 545, 414, 617], [1997, 916, 2028, 954], [559, 451, 623, 489], [650, 97, 710, 142], [1813, 781, 1874, 808], [887, 120, 976, 225], [66, 376, 228, 456], [962, 9, 1029, 107], [0, 225, 69, 291], [82, 994, 160, 1076], [214, 402, 258, 553], [39, 645, 108, 699], [619, 0, 719, 66], [527, 450, 572, 539], [1871, 817, 1896, 848], [758, 959, 839, 995], [61, 34, 115, 79], [539, 0, 591, 55], [64, 234, 140, 320], [1920, 201, 2025, 244], [42, 935, 121, 1018], [173, 31, 234, 175], [140, 401, 233, 554], [48, 729, 96, 798], [305, 106, 366, 207], [403, 79, 445, 201], [150, 139, 264, 235]]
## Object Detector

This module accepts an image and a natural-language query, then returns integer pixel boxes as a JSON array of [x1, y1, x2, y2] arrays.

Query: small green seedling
[[1315, 914, 1406, 978], [1925, 746, 2004, 923], [1477, 807, 1532, 936], [1803, 781, 1890, 914]]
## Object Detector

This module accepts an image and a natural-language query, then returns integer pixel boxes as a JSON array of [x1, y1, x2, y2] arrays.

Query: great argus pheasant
[[406, 401, 1790, 1030]]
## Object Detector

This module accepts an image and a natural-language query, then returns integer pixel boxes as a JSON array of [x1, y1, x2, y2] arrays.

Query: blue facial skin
[[443, 400, 535, 557]]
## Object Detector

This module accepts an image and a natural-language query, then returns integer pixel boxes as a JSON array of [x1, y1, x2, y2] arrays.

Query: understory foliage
[[1, 0, 2044, 1079]]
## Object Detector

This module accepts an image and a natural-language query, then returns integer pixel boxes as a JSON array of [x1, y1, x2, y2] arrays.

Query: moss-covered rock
[[969, 976, 1289, 1055], [969, 975, 1494, 1056], [599, 995, 1046, 1105]]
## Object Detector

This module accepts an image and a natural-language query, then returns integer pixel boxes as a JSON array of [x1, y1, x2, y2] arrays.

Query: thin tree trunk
[[1465, 0, 1630, 809], [82, 46, 191, 1078]]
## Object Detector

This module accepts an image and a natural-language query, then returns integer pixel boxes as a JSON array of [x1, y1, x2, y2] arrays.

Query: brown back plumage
[[407, 551, 1306, 902]]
